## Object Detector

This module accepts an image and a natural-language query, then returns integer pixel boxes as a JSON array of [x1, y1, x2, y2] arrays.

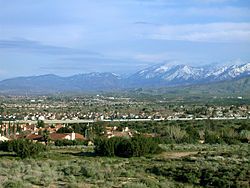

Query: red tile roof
[[75, 133, 85, 140], [49, 133, 68, 140], [26, 134, 43, 140], [11, 132, 85, 141]]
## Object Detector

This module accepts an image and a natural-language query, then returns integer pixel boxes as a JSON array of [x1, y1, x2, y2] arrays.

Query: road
[[2, 116, 249, 124]]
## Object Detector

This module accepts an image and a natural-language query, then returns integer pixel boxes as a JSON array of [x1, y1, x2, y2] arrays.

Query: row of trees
[[0, 122, 22, 136], [57, 122, 106, 139], [94, 135, 162, 158]]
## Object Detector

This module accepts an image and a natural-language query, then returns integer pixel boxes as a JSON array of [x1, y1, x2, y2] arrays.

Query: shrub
[[94, 137, 116, 157], [56, 127, 73, 133], [122, 182, 148, 188], [131, 136, 162, 156], [239, 130, 250, 143], [161, 126, 188, 144], [0, 139, 46, 159], [115, 138, 134, 157], [55, 139, 88, 146], [94, 135, 162, 158], [3, 180, 25, 188], [0, 141, 9, 151], [148, 162, 250, 187], [204, 130, 224, 144]]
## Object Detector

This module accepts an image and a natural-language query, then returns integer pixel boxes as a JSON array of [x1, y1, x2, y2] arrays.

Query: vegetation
[[104, 119, 250, 145], [55, 139, 88, 146], [148, 156, 249, 187], [0, 119, 249, 187], [94, 136, 162, 158], [37, 120, 45, 128], [0, 143, 249, 187], [0, 139, 46, 159]]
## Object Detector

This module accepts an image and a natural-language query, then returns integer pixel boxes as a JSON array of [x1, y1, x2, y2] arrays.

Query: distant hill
[[143, 76, 250, 97], [0, 73, 121, 94], [0, 60, 250, 95]]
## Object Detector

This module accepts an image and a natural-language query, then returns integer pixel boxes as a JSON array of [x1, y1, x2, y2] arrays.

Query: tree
[[42, 129, 50, 145], [0, 120, 2, 135], [8, 121, 11, 136], [0, 139, 46, 159], [0, 106, 4, 114], [16, 122, 21, 134], [161, 126, 187, 143], [94, 136, 162, 158], [57, 127, 73, 133], [37, 120, 45, 128], [115, 138, 133, 157]]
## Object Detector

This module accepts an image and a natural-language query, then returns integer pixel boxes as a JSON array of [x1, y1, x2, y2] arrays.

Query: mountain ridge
[[0, 61, 250, 94], [127, 61, 250, 87]]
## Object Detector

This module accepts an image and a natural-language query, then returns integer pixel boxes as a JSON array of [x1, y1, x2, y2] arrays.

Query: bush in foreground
[[94, 135, 162, 157], [148, 161, 250, 188], [0, 139, 46, 159]]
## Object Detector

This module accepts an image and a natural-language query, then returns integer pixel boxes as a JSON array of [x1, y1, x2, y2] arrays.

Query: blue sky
[[0, 0, 250, 80]]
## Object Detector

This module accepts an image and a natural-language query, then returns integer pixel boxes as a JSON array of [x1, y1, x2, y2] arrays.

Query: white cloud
[[150, 22, 250, 42], [0, 25, 87, 47]]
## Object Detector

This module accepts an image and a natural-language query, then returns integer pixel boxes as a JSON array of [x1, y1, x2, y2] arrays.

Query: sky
[[0, 0, 250, 80]]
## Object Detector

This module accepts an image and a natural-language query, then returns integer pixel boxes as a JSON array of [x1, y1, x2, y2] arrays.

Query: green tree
[[37, 120, 45, 128], [0, 139, 46, 159], [42, 129, 50, 145], [94, 136, 162, 158]]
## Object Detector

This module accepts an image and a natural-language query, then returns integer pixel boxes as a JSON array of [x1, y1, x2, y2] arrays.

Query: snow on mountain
[[0, 60, 249, 93], [206, 66, 229, 77], [163, 65, 204, 81], [130, 62, 204, 81], [128, 61, 250, 87], [206, 63, 250, 80], [228, 63, 250, 77]]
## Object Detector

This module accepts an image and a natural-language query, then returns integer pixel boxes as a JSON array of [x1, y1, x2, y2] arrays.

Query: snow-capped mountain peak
[[154, 63, 177, 73], [128, 60, 250, 86]]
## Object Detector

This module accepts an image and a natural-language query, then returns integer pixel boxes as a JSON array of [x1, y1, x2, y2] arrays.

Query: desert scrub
[[122, 182, 148, 188], [148, 153, 250, 188], [0, 143, 248, 187], [0, 159, 61, 187], [2, 180, 28, 188]]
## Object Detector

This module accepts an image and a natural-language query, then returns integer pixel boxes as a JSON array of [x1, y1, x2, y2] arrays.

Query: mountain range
[[0, 61, 250, 94], [127, 61, 250, 87]]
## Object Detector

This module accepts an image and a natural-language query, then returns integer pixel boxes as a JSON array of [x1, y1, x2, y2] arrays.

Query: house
[[49, 132, 83, 141], [106, 126, 135, 138], [25, 133, 43, 141], [107, 131, 133, 138], [39, 124, 63, 134], [0, 134, 9, 142], [25, 132, 85, 142]]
